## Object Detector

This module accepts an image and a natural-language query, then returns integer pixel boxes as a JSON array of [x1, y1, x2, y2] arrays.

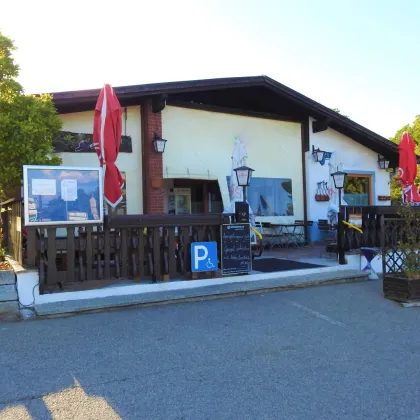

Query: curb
[[35, 271, 369, 319]]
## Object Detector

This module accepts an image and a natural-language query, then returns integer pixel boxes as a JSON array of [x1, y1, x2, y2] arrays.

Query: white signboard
[[32, 179, 56, 196], [61, 179, 78, 201]]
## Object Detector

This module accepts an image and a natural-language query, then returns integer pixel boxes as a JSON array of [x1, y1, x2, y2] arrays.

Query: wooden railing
[[25, 214, 231, 293], [1, 199, 23, 264], [337, 205, 420, 267]]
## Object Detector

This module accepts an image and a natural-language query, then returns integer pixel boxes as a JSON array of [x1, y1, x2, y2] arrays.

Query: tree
[[389, 115, 420, 204], [0, 30, 61, 200]]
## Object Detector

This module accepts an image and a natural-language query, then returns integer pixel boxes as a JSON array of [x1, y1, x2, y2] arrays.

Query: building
[[51, 76, 397, 241]]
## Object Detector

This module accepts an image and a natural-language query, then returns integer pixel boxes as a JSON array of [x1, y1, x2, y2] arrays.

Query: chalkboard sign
[[221, 223, 252, 275]]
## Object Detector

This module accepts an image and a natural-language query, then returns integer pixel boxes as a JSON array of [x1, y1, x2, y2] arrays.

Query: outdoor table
[[271, 224, 298, 248], [360, 247, 381, 280]]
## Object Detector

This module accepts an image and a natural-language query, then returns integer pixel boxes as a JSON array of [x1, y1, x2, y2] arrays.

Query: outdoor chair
[[318, 219, 337, 258], [292, 220, 313, 246]]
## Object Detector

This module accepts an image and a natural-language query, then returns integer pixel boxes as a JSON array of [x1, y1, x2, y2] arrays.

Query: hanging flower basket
[[315, 181, 330, 202], [315, 194, 330, 202]]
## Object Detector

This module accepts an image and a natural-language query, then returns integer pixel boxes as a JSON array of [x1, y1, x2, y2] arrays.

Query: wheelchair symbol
[[206, 258, 215, 269]]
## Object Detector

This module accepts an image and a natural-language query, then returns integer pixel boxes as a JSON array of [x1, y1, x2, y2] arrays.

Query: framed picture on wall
[[23, 165, 104, 226]]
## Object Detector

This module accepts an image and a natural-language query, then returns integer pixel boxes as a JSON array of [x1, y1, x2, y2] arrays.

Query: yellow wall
[[162, 106, 304, 222], [58, 106, 143, 214]]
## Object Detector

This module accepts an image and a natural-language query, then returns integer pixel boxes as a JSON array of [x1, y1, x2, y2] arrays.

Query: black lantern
[[234, 165, 254, 202], [331, 170, 347, 206], [312, 145, 329, 163], [153, 132, 167, 153], [378, 154, 390, 170]]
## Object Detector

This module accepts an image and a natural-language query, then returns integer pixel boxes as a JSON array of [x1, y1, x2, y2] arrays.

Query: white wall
[[162, 106, 304, 222], [59, 106, 143, 214], [307, 117, 390, 237]]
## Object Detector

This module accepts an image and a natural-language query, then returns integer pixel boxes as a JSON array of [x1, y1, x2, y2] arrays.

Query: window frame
[[343, 173, 373, 206]]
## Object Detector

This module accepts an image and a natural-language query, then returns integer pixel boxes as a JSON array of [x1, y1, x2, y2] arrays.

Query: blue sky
[[1, 0, 419, 139]]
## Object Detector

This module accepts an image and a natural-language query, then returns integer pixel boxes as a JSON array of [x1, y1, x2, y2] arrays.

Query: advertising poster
[[23, 165, 103, 226]]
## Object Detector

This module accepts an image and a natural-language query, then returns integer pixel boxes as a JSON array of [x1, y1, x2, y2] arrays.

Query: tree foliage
[[389, 115, 420, 204], [0, 30, 62, 200]]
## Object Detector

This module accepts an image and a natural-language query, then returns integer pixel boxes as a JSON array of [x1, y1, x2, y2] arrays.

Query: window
[[343, 174, 372, 206], [227, 177, 294, 216]]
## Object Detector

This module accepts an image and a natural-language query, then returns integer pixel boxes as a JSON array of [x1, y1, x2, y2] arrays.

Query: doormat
[[252, 258, 323, 273]]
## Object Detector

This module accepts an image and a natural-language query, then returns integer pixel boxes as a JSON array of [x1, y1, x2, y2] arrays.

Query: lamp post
[[234, 165, 254, 202], [331, 170, 347, 207], [331, 170, 347, 265]]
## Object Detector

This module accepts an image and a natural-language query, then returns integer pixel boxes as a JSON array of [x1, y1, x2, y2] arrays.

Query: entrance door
[[343, 174, 373, 205], [171, 180, 223, 214]]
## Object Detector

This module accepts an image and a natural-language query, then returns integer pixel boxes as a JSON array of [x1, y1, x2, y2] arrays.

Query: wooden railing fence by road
[[23, 214, 231, 293]]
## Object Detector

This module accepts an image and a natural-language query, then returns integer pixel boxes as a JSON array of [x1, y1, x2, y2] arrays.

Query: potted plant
[[383, 205, 420, 302]]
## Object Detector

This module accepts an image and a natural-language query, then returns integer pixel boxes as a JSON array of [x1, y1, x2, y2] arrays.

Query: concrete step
[[0, 284, 18, 302], [0, 270, 15, 286], [35, 269, 369, 317]]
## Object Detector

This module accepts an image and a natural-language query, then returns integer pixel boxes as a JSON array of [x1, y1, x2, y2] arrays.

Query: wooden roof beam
[[152, 94, 168, 113], [312, 117, 331, 133]]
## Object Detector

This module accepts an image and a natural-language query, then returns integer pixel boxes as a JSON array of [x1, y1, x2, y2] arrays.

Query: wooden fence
[[337, 205, 420, 273], [23, 213, 231, 293], [1, 199, 23, 264]]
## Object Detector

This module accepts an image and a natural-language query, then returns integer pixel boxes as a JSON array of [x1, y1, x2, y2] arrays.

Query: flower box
[[378, 195, 391, 201], [384, 273, 420, 302], [315, 194, 329, 202]]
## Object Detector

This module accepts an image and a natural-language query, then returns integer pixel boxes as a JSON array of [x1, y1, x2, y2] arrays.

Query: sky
[[1, 0, 419, 139]]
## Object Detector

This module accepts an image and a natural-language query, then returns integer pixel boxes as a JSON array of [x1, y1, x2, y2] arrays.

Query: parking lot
[[1, 280, 420, 420]]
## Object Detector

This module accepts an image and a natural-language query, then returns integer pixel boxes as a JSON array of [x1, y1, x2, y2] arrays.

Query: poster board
[[221, 223, 252, 275], [23, 165, 103, 226]]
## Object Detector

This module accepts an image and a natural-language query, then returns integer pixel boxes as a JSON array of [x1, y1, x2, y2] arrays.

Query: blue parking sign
[[191, 242, 218, 272]]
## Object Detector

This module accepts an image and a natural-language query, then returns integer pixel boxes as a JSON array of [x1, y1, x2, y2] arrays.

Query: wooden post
[[203, 183, 209, 214], [66, 227, 75, 283], [26, 228, 37, 267], [379, 213, 386, 275], [153, 228, 162, 281], [46, 228, 58, 284]]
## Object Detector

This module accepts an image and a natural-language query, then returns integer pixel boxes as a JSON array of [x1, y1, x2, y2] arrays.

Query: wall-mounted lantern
[[153, 132, 167, 153], [312, 145, 331, 164], [378, 154, 390, 170]]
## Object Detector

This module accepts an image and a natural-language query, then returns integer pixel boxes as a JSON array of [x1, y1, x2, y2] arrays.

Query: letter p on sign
[[191, 242, 218, 273]]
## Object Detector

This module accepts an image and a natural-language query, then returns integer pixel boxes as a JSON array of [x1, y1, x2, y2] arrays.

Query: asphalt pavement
[[1, 280, 420, 420]]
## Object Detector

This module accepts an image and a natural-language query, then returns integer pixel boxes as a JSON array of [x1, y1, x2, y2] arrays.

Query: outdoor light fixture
[[378, 154, 390, 170], [234, 165, 255, 202], [330, 170, 347, 207], [152, 132, 167, 153], [312, 145, 331, 164], [234, 165, 254, 187]]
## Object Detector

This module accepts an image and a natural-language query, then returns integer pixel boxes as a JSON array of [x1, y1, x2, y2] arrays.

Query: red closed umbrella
[[398, 131, 420, 204], [93, 84, 124, 208]]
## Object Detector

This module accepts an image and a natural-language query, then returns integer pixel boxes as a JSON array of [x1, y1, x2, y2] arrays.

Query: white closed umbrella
[[224, 138, 255, 226]]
